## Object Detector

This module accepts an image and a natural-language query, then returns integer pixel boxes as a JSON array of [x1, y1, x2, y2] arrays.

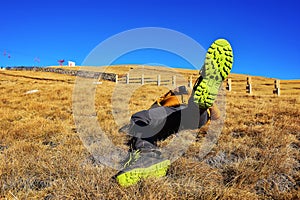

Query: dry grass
[[0, 66, 299, 199]]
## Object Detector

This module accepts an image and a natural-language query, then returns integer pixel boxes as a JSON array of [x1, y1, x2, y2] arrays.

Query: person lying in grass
[[113, 38, 234, 187]]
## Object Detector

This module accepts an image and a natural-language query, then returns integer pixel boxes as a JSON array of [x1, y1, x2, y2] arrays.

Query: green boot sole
[[193, 39, 233, 109], [116, 159, 170, 187]]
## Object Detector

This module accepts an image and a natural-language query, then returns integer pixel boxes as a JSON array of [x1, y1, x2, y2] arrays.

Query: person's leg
[[180, 38, 234, 130], [114, 106, 185, 187], [115, 38, 234, 187], [128, 106, 184, 149]]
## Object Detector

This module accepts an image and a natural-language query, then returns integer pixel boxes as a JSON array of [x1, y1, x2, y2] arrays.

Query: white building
[[68, 61, 76, 67]]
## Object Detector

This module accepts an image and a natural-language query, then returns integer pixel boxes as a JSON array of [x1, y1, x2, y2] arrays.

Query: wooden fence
[[226, 77, 282, 96], [5, 67, 294, 96], [116, 73, 196, 87], [118, 73, 284, 96]]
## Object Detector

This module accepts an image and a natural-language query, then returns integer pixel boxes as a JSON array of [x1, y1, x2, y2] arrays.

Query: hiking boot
[[193, 39, 233, 109], [114, 149, 170, 187], [120, 149, 141, 169]]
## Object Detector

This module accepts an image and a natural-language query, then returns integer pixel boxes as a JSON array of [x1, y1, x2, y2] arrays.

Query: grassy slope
[[0, 66, 299, 199]]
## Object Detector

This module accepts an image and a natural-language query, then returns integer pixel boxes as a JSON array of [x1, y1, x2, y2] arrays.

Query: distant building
[[68, 61, 75, 67]]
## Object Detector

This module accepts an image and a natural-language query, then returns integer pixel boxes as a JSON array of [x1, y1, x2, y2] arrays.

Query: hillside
[[0, 66, 299, 199]]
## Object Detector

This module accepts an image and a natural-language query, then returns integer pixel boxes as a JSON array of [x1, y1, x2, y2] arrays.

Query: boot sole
[[194, 39, 233, 109], [116, 159, 170, 187]]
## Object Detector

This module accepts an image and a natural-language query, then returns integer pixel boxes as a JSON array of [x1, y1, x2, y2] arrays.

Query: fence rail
[[117, 73, 177, 86]]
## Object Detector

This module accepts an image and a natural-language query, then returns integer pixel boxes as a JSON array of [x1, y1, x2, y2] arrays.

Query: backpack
[[150, 86, 190, 108]]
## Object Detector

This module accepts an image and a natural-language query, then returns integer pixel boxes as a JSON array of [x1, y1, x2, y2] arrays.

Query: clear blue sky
[[0, 0, 299, 79]]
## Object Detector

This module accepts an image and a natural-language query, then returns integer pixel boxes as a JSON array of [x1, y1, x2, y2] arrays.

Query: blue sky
[[0, 0, 299, 79]]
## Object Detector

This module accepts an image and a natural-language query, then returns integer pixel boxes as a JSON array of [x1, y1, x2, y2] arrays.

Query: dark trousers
[[127, 102, 208, 150]]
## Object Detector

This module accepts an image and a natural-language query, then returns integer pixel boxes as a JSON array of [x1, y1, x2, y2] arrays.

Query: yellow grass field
[[0, 66, 299, 199]]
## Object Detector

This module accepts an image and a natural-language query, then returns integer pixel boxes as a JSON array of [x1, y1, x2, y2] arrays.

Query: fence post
[[141, 74, 144, 85], [172, 75, 176, 87], [188, 75, 193, 89], [157, 75, 161, 86], [226, 78, 232, 91], [246, 77, 252, 94], [115, 74, 118, 84], [126, 73, 129, 84], [273, 79, 280, 96]]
